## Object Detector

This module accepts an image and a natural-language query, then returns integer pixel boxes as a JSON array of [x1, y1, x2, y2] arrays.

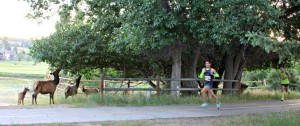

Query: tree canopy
[[26, 0, 300, 95]]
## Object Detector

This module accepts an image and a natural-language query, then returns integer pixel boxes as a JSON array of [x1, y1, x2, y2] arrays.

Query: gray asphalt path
[[0, 100, 300, 125]]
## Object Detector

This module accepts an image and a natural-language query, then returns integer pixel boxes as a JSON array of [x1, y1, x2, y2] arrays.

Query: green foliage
[[243, 69, 300, 90], [246, 32, 300, 62], [25, 0, 300, 86], [265, 70, 281, 89], [266, 69, 300, 90]]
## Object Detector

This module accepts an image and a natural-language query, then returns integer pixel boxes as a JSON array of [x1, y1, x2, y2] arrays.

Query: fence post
[[238, 81, 242, 96], [126, 80, 131, 95], [156, 76, 160, 98], [100, 74, 105, 96]]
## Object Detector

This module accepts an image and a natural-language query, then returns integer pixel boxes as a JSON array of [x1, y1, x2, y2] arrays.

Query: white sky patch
[[0, 0, 58, 40]]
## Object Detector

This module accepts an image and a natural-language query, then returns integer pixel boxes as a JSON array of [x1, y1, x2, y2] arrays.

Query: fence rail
[[57, 75, 240, 97]]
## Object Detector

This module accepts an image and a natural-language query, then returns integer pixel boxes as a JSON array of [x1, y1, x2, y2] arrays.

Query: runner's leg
[[285, 85, 290, 94], [281, 85, 285, 101], [201, 86, 209, 103], [208, 89, 218, 103]]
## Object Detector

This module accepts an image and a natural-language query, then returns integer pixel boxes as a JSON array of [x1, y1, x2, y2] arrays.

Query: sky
[[0, 0, 57, 40]]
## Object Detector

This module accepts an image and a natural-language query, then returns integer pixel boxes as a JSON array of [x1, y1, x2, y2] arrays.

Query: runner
[[198, 61, 221, 109], [280, 65, 291, 101]]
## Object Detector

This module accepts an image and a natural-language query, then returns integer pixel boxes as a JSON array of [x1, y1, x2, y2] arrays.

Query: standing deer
[[32, 68, 61, 105], [18, 87, 30, 105], [65, 75, 82, 99]]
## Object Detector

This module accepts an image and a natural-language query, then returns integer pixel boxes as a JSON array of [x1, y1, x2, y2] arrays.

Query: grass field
[[219, 111, 300, 126], [0, 61, 49, 105], [0, 61, 48, 78], [51, 89, 300, 107], [0, 60, 300, 107]]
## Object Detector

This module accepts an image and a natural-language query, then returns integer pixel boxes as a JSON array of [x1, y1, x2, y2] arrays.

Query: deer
[[18, 87, 30, 105], [81, 85, 99, 96], [32, 68, 61, 105], [64, 75, 82, 99]]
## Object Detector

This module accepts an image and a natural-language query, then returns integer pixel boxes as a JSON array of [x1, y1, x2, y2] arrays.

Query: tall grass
[[219, 111, 300, 126], [54, 93, 201, 107], [51, 89, 300, 107]]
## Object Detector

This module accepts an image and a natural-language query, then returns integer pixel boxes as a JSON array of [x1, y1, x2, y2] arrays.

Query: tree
[[25, 0, 300, 96], [27, 0, 215, 96], [203, 0, 300, 94]]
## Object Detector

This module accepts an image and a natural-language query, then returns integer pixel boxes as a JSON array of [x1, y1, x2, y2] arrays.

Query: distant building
[[0, 48, 16, 60]]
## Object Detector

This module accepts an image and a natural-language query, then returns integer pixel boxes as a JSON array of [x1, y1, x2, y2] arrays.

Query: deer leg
[[35, 95, 37, 105], [32, 94, 34, 105], [22, 99, 24, 105], [49, 93, 54, 104], [18, 99, 20, 105], [49, 94, 52, 104], [52, 94, 55, 104]]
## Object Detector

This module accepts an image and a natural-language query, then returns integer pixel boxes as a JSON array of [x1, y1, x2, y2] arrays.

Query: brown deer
[[65, 75, 82, 99], [32, 68, 61, 105], [18, 87, 30, 105], [81, 85, 99, 96]]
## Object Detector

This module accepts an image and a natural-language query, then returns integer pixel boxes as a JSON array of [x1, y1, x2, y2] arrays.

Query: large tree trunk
[[181, 50, 200, 96], [223, 45, 247, 95], [212, 66, 225, 94], [171, 42, 182, 97], [223, 54, 234, 95]]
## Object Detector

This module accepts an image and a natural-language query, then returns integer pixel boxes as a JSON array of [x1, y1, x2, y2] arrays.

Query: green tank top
[[281, 72, 290, 84]]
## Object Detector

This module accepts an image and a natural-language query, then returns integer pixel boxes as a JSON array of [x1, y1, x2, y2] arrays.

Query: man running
[[198, 61, 221, 109], [280, 65, 291, 101]]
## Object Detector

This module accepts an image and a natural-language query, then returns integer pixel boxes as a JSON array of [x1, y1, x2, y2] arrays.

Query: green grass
[[0, 79, 38, 105], [218, 111, 300, 126], [1, 76, 300, 107], [0, 72, 44, 79], [0, 61, 48, 78], [50, 89, 300, 107]]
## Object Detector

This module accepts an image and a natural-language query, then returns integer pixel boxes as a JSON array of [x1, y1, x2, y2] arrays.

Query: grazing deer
[[82, 85, 99, 96]]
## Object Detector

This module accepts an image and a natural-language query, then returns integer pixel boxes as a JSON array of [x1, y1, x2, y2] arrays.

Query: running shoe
[[201, 103, 209, 108], [217, 100, 221, 109]]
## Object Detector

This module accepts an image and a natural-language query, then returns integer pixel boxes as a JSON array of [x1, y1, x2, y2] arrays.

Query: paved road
[[1, 100, 300, 125]]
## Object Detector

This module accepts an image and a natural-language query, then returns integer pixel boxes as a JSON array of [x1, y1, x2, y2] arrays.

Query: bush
[[243, 69, 300, 90]]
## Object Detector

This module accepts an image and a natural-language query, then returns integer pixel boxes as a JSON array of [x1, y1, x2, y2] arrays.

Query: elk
[[81, 85, 99, 96], [32, 68, 61, 105], [18, 87, 30, 105], [64, 75, 82, 99]]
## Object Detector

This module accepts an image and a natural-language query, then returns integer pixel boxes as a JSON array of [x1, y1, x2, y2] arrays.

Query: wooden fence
[[242, 80, 267, 89], [58, 75, 240, 97]]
